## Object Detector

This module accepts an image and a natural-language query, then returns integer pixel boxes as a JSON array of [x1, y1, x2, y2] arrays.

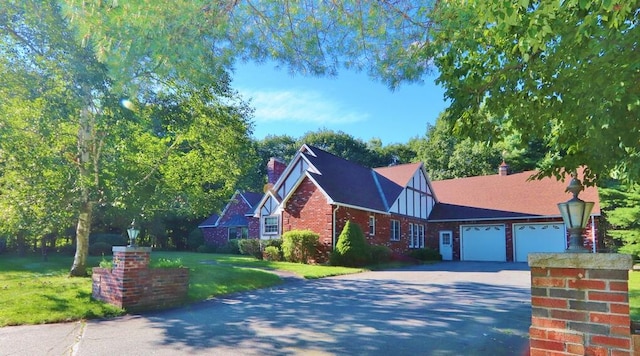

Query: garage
[[513, 223, 566, 262], [460, 224, 506, 261]]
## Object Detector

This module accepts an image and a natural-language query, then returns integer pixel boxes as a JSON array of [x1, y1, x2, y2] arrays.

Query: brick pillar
[[111, 246, 152, 309], [528, 253, 633, 355]]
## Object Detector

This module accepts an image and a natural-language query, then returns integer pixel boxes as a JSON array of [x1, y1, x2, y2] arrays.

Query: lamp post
[[557, 177, 595, 253], [127, 219, 140, 247]]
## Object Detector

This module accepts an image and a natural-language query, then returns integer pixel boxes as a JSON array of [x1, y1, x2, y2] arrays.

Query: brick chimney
[[499, 161, 509, 176], [265, 157, 286, 191]]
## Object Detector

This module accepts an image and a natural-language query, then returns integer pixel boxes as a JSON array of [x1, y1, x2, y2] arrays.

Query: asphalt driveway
[[0, 262, 532, 356]]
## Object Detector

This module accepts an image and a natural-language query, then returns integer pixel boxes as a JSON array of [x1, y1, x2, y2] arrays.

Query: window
[[228, 227, 248, 240], [368, 216, 375, 236], [409, 223, 425, 248], [263, 216, 279, 234], [390, 220, 401, 241]]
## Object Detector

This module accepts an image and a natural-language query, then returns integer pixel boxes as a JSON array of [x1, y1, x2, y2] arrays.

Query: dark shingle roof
[[198, 214, 219, 228], [302, 146, 389, 212]]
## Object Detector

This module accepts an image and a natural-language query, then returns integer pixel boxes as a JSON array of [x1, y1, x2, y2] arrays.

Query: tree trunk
[[70, 105, 95, 277], [70, 201, 93, 276]]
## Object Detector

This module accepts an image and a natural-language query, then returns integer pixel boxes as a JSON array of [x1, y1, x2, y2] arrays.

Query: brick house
[[428, 164, 601, 262], [202, 145, 601, 261], [198, 158, 286, 247], [254, 144, 436, 256]]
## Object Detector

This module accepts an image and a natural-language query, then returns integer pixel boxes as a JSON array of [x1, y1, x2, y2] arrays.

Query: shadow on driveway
[[109, 268, 531, 356]]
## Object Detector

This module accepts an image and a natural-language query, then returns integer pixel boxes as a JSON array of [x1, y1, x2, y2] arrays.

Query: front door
[[439, 231, 453, 261]]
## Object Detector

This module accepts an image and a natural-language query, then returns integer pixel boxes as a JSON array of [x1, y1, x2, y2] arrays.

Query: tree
[[429, 0, 640, 184], [599, 183, 640, 256], [0, 1, 256, 275]]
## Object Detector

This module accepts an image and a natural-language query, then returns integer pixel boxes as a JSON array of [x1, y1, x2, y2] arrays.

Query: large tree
[[429, 0, 639, 185], [0, 1, 256, 275]]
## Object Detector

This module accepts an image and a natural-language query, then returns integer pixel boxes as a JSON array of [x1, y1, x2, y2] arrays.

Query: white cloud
[[239, 88, 369, 125]]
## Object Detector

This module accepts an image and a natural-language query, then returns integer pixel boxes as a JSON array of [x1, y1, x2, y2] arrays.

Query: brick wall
[[92, 247, 189, 312], [528, 253, 633, 355]]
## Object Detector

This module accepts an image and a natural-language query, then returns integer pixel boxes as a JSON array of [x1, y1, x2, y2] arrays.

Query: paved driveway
[[0, 262, 532, 356]]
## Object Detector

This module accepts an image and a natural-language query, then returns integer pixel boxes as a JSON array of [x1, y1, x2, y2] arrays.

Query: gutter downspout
[[333, 205, 339, 250]]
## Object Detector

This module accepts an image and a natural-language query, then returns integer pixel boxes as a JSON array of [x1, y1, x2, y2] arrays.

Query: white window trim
[[369, 215, 376, 236], [263, 216, 279, 235], [391, 220, 401, 241]]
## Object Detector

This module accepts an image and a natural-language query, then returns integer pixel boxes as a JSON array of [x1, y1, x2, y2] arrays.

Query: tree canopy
[[430, 0, 639, 185]]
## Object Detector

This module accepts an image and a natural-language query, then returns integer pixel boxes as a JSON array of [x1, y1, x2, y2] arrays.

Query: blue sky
[[232, 62, 449, 146]]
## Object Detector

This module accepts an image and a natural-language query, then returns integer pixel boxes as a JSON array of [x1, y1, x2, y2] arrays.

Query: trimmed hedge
[[282, 230, 320, 264], [263, 246, 283, 261], [330, 221, 370, 267], [238, 239, 262, 259], [408, 248, 442, 261]]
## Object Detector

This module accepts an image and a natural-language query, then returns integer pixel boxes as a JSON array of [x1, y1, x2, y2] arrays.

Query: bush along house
[[201, 145, 601, 261], [253, 144, 436, 257]]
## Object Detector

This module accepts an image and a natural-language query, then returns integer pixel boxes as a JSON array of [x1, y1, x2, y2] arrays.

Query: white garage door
[[514, 223, 566, 262], [461, 224, 506, 262]]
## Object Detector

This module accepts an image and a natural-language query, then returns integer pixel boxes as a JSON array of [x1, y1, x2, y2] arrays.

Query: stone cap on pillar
[[528, 253, 633, 270], [112, 246, 153, 253]]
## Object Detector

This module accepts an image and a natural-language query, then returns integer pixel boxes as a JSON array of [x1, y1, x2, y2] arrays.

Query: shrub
[[196, 244, 217, 253], [217, 239, 240, 254], [263, 246, 283, 261], [238, 239, 262, 259], [90, 233, 127, 246], [369, 245, 392, 265], [261, 238, 282, 250], [89, 242, 112, 256], [187, 229, 204, 251], [330, 221, 370, 267], [408, 248, 442, 261], [282, 230, 320, 264], [57, 244, 76, 256], [150, 258, 184, 268]]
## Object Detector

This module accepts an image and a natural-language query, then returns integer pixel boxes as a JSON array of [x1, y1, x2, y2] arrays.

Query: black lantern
[[557, 177, 595, 253], [127, 219, 140, 247]]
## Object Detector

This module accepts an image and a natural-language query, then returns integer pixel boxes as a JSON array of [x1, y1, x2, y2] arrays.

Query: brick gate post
[[528, 253, 633, 355]]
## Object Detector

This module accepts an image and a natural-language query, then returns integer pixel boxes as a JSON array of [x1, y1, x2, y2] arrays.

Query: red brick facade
[[281, 177, 430, 256], [202, 194, 260, 247], [528, 254, 633, 355], [92, 247, 189, 312]]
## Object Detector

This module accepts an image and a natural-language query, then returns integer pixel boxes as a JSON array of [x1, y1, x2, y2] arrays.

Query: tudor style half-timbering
[[254, 144, 436, 255]]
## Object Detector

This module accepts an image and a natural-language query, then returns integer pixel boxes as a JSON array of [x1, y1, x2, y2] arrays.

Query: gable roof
[[198, 213, 220, 228], [240, 192, 264, 215], [301, 145, 389, 212], [429, 169, 601, 221]]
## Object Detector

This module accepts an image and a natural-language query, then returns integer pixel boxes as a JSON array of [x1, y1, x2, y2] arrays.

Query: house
[[253, 144, 436, 256], [202, 144, 601, 262], [427, 163, 600, 262], [198, 158, 286, 246]]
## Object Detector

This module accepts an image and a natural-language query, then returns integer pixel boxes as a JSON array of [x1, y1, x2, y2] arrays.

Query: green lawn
[[0, 251, 363, 326], [629, 271, 640, 321]]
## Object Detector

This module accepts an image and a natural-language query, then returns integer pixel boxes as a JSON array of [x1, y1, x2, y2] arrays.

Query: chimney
[[499, 161, 509, 176], [265, 157, 286, 191]]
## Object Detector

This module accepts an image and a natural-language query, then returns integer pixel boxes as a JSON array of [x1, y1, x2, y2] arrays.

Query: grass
[[630, 271, 640, 321], [0, 251, 363, 326]]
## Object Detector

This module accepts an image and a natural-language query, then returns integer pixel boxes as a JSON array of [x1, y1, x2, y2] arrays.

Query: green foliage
[[187, 229, 205, 251], [217, 239, 241, 255], [331, 221, 371, 267], [431, 0, 640, 184], [408, 248, 442, 262], [99, 256, 113, 269], [282, 230, 320, 264], [238, 239, 262, 259], [263, 246, 283, 262], [599, 183, 640, 256], [89, 242, 112, 257], [150, 258, 184, 268], [369, 245, 392, 265], [261, 238, 283, 250]]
